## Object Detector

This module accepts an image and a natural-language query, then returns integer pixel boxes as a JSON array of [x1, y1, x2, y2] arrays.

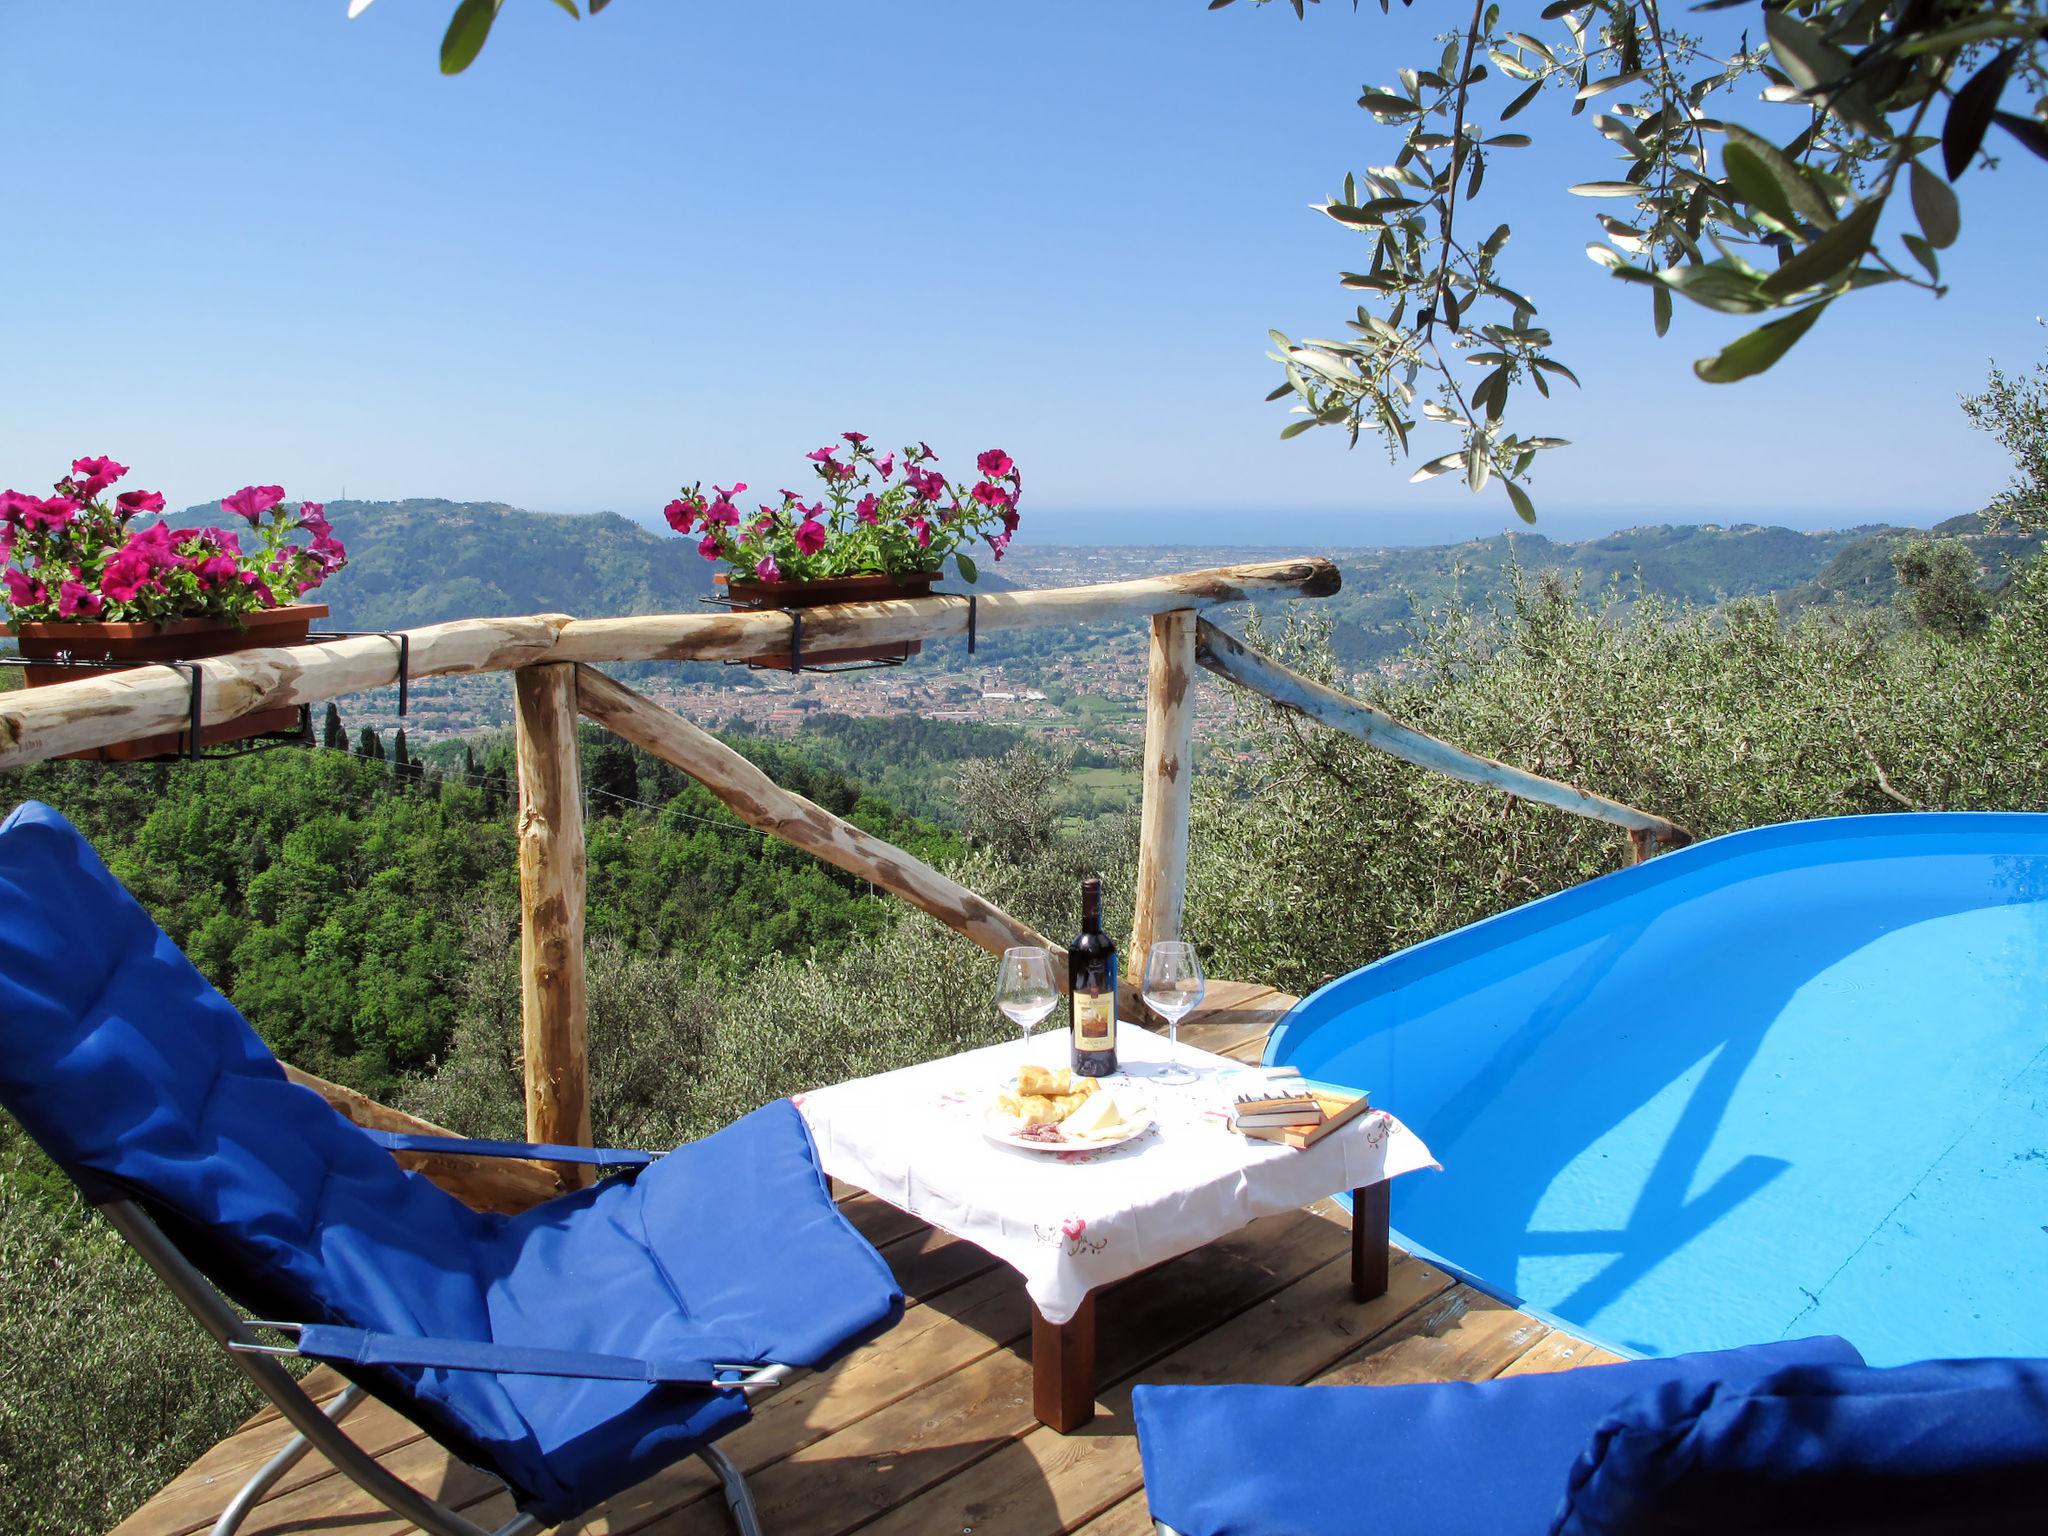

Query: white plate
[[981, 1088, 1154, 1154]]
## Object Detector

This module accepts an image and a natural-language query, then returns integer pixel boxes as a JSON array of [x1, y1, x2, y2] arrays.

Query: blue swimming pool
[[1267, 813, 2048, 1365]]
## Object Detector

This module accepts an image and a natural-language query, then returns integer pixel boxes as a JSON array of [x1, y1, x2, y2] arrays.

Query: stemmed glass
[[1142, 940, 1206, 1086], [994, 946, 1058, 1082]]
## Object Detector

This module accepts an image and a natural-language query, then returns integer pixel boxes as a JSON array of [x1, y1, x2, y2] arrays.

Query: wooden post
[[1129, 610, 1197, 1017], [513, 663, 592, 1184]]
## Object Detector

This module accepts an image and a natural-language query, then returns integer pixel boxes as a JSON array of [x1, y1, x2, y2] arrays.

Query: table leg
[[1031, 1292, 1097, 1433], [1352, 1183, 1390, 1303]]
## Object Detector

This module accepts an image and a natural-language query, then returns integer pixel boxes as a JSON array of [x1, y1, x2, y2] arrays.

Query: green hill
[[182, 498, 720, 630], [1779, 513, 2044, 615], [1304, 523, 1903, 664]]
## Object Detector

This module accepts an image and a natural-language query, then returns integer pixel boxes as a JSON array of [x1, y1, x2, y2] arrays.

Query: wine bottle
[[1069, 877, 1119, 1078]]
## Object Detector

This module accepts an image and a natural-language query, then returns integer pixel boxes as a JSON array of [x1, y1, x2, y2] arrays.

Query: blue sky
[[3, 1, 2042, 546]]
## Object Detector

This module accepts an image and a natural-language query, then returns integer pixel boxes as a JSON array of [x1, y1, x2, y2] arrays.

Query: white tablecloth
[[795, 1023, 1438, 1324]]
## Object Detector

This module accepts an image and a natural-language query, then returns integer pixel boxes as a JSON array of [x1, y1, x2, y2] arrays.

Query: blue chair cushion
[[1132, 1335, 1863, 1536], [1552, 1357, 2048, 1535], [0, 801, 902, 1523]]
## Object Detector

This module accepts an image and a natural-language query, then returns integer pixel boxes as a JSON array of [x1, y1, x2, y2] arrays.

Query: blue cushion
[[1553, 1357, 2048, 1535], [0, 802, 902, 1523], [1132, 1336, 1863, 1536]]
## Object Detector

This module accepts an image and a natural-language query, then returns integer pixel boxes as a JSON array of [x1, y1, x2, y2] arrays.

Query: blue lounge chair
[[1133, 1335, 2048, 1534], [0, 801, 903, 1536]]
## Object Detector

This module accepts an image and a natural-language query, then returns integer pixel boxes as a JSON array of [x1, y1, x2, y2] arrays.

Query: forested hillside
[[2, 730, 956, 1097]]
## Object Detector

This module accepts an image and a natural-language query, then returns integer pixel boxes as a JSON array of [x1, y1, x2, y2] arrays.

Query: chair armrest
[[235, 1322, 760, 1387], [361, 1127, 657, 1171]]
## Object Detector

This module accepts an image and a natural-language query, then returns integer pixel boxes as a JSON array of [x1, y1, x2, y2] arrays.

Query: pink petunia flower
[[907, 515, 932, 548], [805, 447, 838, 463], [855, 494, 880, 525], [989, 531, 1011, 559], [116, 489, 168, 517], [841, 431, 868, 446], [0, 490, 38, 523], [976, 449, 1014, 478], [57, 577, 102, 618], [221, 485, 286, 524], [4, 569, 46, 608], [71, 455, 128, 483], [698, 532, 721, 560], [663, 496, 700, 534], [310, 533, 347, 573], [98, 551, 155, 602], [21, 496, 81, 532], [1001, 506, 1020, 535], [875, 453, 894, 479], [794, 518, 828, 555], [755, 554, 781, 583], [706, 497, 741, 527]]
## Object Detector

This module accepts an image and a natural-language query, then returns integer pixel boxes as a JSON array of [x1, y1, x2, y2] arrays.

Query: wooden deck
[[112, 985, 1620, 1536]]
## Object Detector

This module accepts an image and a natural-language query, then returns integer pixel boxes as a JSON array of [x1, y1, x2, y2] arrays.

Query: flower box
[[716, 572, 936, 670], [666, 434, 1019, 673], [5, 603, 329, 762]]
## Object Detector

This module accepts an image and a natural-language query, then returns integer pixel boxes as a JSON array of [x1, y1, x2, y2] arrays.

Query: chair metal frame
[[100, 1197, 795, 1536]]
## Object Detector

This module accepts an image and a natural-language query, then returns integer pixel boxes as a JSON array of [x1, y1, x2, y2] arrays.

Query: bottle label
[[1074, 990, 1115, 1049]]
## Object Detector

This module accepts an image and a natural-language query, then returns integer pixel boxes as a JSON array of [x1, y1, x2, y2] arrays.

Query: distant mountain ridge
[[246, 499, 2035, 659]]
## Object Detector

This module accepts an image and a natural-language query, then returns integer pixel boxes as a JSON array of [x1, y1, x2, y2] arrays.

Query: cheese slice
[[1061, 1093, 1129, 1141]]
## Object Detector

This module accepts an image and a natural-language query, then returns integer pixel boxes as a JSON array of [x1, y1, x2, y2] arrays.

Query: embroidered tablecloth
[[795, 1023, 1438, 1325]]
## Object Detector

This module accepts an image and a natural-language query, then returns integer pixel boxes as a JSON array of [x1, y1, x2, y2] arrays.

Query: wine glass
[[1141, 940, 1206, 1086], [994, 946, 1058, 1083]]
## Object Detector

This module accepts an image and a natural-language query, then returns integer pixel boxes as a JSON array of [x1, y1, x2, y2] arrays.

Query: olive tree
[[1218, 0, 2047, 519]]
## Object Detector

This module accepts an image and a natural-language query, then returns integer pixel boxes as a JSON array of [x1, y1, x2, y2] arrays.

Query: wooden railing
[[0, 556, 1687, 1184]]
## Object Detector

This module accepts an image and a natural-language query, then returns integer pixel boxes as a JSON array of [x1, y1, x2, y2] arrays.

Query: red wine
[[1069, 878, 1119, 1077]]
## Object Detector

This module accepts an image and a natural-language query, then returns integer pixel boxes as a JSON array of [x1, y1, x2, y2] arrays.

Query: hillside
[[190, 498, 722, 630], [1299, 522, 1902, 664], [1779, 513, 2044, 615]]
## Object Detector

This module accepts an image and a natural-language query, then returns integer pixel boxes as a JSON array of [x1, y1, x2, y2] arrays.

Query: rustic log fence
[[0, 557, 1687, 1192]]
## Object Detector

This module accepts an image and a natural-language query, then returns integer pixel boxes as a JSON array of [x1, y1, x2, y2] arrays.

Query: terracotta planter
[[5, 603, 329, 762], [716, 571, 937, 670]]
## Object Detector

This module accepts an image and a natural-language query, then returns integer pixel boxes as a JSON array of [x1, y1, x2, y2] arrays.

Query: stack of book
[[1230, 1081, 1373, 1148]]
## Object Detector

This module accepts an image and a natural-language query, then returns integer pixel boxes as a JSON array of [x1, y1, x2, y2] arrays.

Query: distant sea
[[620, 504, 1960, 549], [1004, 506, 1961, 549]]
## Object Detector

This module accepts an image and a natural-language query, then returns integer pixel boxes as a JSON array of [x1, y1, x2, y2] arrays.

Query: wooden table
[[796, 1028, 1437, 1436], [1029, 1180, 1392, 1432]]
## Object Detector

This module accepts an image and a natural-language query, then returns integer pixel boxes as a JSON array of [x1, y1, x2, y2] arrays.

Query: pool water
[[1267, 814, 2048, 1364]]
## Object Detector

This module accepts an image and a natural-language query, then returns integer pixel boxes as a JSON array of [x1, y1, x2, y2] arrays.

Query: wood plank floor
[[111, 987, 1620, 1536]]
